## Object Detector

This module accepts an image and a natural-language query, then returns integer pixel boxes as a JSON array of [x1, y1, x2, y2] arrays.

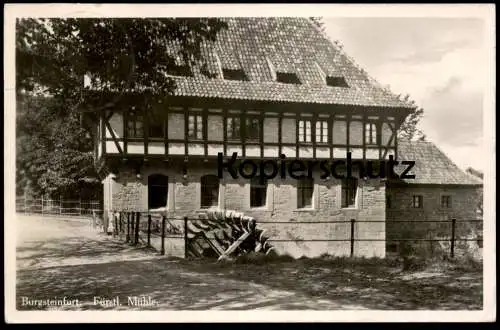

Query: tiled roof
[[164, 17, 414, 109], [395, 140, 483, 185]]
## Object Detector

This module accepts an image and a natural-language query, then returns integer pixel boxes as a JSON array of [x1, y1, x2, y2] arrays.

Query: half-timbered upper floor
[[93, 96, 401, 163]]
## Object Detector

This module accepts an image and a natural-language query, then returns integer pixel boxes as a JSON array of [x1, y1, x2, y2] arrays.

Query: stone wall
[[107, 161, 387, 258], [386, 184, 483, 257]]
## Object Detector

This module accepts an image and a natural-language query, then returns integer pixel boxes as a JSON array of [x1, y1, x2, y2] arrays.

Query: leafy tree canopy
[[16, 18, 227, 197], [396, 93, 426, 141]]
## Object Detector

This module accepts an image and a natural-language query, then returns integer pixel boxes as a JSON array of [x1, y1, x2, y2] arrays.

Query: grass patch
[[218, 251, 295, 265]]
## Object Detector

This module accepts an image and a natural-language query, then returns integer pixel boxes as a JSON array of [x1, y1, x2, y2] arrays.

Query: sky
[[323, 17, 487, 172]]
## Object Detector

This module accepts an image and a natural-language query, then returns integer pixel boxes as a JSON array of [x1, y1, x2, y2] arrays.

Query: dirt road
[[15, 214, 482, 310], [15, 214, 363, 310]]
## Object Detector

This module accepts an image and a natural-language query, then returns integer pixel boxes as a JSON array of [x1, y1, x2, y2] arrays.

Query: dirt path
[[16, 214, 367, 310]]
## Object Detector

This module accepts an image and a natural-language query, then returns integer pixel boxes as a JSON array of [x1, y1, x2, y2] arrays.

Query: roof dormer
[[315, 61, 348, 88]]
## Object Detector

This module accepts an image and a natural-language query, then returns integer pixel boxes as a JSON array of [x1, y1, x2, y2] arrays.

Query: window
[[387, 243, 398, 253], [276, 72, 301, 84], [441, 195, 451, 208], [365, 122, 377, 145], [245, 117, 260, 142], [188, 114, 203, 140], [127, 110, 144, 138], [341, 177, 358, 208], [227, 116, 241, 140], [148, 175, 169, 209], [149, 122, 164, 139], [299, 120, 312, 143], [201, 175, 219, 209], [250, 176, 267, 208], [167, 64, 192, 77], [315, 120, 328, 143], [326, 76, 349, 88], [222, 68, 248, 81], [412, 195, 423, 208], [148, 110, 164, 139], [297, 178, 314, 209]]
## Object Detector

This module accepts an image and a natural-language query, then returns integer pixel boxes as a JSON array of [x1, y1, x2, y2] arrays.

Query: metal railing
[[109, 211, 483, 259], [16, 196, 102, 217]]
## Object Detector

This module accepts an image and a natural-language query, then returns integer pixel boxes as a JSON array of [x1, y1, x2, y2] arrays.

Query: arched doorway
[[148, 174, 169, 209]]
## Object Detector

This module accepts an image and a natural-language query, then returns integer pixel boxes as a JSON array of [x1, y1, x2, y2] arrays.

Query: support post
[[126, 212, 130, 242], [134, 212, 140, 245], [114, 213, 119, 236], [184, 216, 188, 259], [147, 214, 152, 247], [130, 212, 135, 243], [161, 215, 166, 255], [450, 218, 456, 258], [350, 219, 355, 257]]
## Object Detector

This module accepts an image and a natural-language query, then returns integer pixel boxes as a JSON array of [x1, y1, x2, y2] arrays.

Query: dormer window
[[276, 72, 301, 84], [315, 61, 349, 88], [167, 64, 192, 77], [326, 76, 349, 87], [222, 68, 248, 81]]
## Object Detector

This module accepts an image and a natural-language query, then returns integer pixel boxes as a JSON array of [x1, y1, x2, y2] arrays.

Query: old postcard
[[4, 3, 496, 323]]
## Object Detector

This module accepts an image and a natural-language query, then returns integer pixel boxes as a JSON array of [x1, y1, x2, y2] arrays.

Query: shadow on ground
[[181, 257, 483, 310], [16, 215, 482, 311]]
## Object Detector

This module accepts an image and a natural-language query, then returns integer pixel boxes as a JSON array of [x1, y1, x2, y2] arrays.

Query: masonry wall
[[386, 184, 483, 257], [107, 161, 386, 258]]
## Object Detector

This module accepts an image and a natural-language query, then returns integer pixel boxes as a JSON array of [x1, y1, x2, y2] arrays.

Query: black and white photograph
[[4, 3, 495, 323]]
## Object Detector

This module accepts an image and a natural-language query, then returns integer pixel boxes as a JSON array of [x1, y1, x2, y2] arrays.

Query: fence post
[[134, 212, 140, 245], [119, 212, 123, 234], [59, 196, 62, 216], [126, 213, 130, 242], [147, 214, 152, 248], [24, 195, 27, 214], [41, 196, 44, 215], [184, 216, 188, 259], [350, 219, 355, 257], [92, 209, 97, 229], [130, 212, 135, 244], [79, 198, 82, 216], [114, 212, 119, 236], [161, 215, 166, 255], [450, 218, 456, 258]]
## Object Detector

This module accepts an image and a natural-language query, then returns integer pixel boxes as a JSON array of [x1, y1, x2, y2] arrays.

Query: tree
[[16, 18, 227, 198], [466, 167, 484, 218], [309, 17, 326, 33], [397, 93, 427, 141]]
